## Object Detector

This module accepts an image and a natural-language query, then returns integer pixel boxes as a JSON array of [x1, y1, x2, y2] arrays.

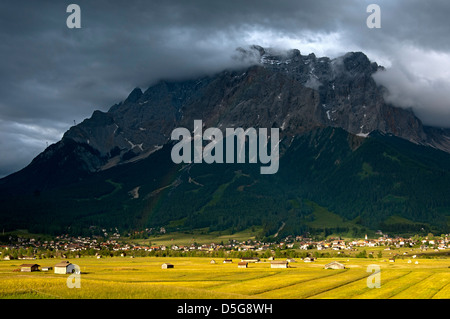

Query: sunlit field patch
[[0, 257, 448, 299]]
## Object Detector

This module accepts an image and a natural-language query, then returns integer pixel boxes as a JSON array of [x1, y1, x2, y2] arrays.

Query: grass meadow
[[0, 256, 449, 299]]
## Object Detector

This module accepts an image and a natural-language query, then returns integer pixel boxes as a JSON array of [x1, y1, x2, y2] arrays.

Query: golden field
[[0, 256, 449, 299]]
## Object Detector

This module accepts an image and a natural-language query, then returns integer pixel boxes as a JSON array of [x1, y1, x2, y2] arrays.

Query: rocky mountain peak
[[15, 46, 450, 179], [124, 87, 143, 103]]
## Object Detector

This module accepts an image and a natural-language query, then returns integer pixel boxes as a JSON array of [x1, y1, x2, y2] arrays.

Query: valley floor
[[0, 256, 449, 299]]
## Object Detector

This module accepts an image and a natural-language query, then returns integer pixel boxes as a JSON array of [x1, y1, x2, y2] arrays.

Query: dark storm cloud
[[1, 0, 450, 177]]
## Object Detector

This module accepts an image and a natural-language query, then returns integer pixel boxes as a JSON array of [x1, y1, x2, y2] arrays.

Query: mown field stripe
[[432, 277, 450, 299], [210, 270, 344, 296], [391, 272, 450, 299], [309, 269, 411, 299], [253, 269, 374, 299], [305, 271, 374, 299], [248, 270, 349, 296], [77, 278, 253, 299], [30, 288, 63, 299], [206, 271, 281, 290], [354, 271, 432, 299]]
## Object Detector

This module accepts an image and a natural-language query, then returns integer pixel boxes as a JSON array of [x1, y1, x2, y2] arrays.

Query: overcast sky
[[1, 0, 450, 177]]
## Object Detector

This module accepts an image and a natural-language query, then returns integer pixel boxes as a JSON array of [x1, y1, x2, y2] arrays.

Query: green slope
[[1, 128, 450, 237]]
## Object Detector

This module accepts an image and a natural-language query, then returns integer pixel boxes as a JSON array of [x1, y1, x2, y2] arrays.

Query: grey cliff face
[[47, 46, 450, 173], [248, 46, 427, 143]]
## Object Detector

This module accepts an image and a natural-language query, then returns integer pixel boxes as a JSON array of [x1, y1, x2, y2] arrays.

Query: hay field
[[0, 257, 448, 299]]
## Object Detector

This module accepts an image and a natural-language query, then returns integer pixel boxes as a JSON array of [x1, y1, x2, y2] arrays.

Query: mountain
[[1, 46, 449, 237]]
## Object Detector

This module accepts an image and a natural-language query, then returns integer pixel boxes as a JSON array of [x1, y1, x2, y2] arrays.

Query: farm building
[[303, 257, 316, 262], [210, 259, 216, 264], [19, 255, 36, 260], [324, 261, 345, 269], [241, 257, 260, 263], [20, 264, 40, 272], [223, 259, 233, 264], [41, 266, 53, 272], [161, 263, 174, 269], [238, 262, 248, 268], [287, 258, 296, 263], [54, 261, 77, 274], [270, 261, 289, 268]]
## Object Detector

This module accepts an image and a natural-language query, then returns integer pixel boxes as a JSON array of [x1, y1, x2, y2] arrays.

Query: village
[[1, 229, 450, 299], [1, 228, 449, 262]]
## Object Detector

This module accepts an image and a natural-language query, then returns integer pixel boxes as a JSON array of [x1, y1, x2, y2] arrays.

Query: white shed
[[324, 261, 345, 269], [270, 261, 289, 268], [161, 263, 174, 269], [54, 261, 77, 274]]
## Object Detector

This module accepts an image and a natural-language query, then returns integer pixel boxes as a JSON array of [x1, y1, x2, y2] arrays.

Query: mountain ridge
[[20, 46, 450, 179], [1, 46, 450, 236]]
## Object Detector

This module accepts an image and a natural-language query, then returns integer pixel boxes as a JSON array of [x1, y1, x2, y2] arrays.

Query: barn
[[286, 258, 296, 263], [240, 257, 260, 263], [20, 264, 40, 272], [54, 261, 76, 274], [270, 261, 289, 268], [161, 263, 174, 269], [324, 261, 345, 269], [238, 262, 248, 268]]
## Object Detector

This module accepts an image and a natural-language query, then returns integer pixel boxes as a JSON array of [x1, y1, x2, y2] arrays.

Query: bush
[[356, 249, 367, 258]]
